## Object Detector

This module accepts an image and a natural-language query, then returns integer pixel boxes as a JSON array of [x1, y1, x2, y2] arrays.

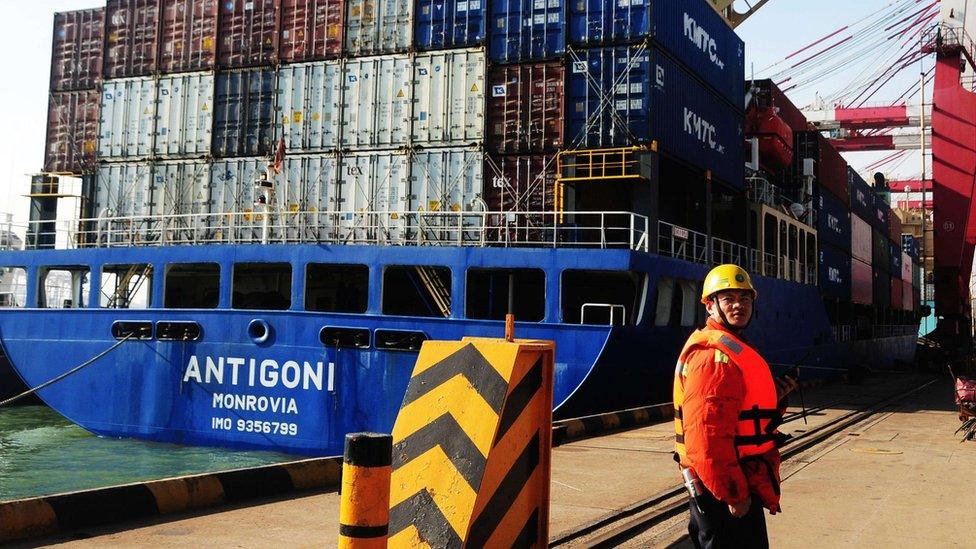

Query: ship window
[[748, 210, 759, 249], [789, 224, 799, 260], [382, 265, 452, 318], [233, 263, 292, 310], [763, 213, 776, 276], [40, 267, 91, 308], [562, 270, 640, 325], [0, 267, 26, 308], [806, 233, 817, 278], [779, 220, 788, 258], [678, 280, 698, 327], [654, 277, 673, 326], [306, 264, 368, 313], [101, 264, 153, 309], [164, 263, 220, 309], [466, 268, 545, 322]]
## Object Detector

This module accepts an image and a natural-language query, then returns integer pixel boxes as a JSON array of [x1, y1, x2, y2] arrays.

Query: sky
[[0, 0, 935, 225]]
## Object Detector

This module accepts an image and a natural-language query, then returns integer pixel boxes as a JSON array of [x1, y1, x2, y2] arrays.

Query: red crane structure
[[927, 14, 976, 343], [755, 0, 976, 347]]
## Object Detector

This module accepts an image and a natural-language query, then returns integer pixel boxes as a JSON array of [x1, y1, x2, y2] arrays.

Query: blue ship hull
[[0, 244, 915, 456]]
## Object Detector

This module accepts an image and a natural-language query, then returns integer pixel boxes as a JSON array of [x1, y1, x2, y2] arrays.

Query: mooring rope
[[0, 333, 134, 407]]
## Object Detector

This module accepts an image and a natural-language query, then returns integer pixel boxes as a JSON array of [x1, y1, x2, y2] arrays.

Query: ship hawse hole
[[40, 266, 91, 308], [562, 270, 640, 325], [164, 263, 220, 309], [382, 265, 452, 318], [465, 268, 544, 321], [233, 263, 292, 311], [101, 264, 153, 309], [0, 267, 27, 308], [305, 264, 368, 313]]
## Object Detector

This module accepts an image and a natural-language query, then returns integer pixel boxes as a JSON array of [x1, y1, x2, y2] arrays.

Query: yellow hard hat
[[701, 264, 757, 303]]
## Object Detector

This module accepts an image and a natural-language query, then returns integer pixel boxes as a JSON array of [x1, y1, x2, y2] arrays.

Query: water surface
[[0, 405, 294, 501]]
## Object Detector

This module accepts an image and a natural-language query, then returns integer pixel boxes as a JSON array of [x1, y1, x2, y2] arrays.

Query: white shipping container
[[901, 251, 912, 282], [277, 62, 342, 152], [851, 214, 872, 263], [412, 50, 485, 145], [94, 163, 153, 217], [151, 161, 211, 216], [345, 0, 413, 56], [99, 78, 157, 160], [408, 148, 483, 212], [281, 155, 341, 241], [280, 155, 340, 212], [409, 147, 485, 243], [339, 151, 409, 242], [210, 158, 265, 214], [154, 73, 214, 158], [342, 55, 412, 149]]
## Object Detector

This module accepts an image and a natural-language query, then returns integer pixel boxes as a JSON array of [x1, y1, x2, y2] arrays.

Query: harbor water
[[0, 405, 294, 502]]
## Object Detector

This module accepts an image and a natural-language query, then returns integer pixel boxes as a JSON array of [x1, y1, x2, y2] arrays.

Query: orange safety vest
[[673, 327, 781, 461]]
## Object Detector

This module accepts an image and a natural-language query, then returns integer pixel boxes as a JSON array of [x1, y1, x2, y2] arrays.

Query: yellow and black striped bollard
[[338, 432, 392, 549]]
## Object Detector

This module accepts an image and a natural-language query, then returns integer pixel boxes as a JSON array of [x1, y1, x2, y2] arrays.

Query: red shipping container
[[793, 131, 850, 206], [903, 282, 914, 310], [852, 257, 872, 305], [767, 81, 808, 132], [487, 63, 564, 153], [891, 277, 903, 310], [44, 90, 100, 174], [484, 155, 558, 243], [888, 208, 902, 243], [218, 0, 281, 68], [484, 155, 558, 213], [50, 8, 105, 91], [159, 0, 218, 73], [279, 0, 344, 62], [103, 0, 160, 78]]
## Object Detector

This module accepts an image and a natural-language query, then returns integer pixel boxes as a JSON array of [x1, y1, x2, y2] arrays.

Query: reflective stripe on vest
[[673, 327, 779, 461]]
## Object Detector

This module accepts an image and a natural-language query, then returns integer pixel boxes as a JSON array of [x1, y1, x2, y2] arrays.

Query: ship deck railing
[[1, 210, 652, 253], [657, 221, 816, 285]]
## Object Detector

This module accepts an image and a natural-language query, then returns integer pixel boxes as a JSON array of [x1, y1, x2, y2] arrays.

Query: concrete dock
[[16, 373, 976, 548]]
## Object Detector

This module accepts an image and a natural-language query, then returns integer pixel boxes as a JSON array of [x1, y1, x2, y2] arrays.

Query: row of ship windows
[[14, 263, 645, 325]]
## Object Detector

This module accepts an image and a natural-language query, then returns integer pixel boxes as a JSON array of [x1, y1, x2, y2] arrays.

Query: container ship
[[0, 0, 923, 455]]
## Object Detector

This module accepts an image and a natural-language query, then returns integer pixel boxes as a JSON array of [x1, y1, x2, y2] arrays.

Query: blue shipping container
[[819, 243, 852, 301], [568, 0, 745, 107], [415, 0, 486, 50], [566, 46, 743, 187], [817, 187, 851, 252], [901, 234, 920, 262], [848, 167, 874, 222], [889, 241, 902, 274], [213, 70, 276, 157], [872, 192, 890, 232], [490, 0, 565, 63]]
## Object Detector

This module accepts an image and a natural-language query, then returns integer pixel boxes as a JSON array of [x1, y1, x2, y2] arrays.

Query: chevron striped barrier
[[387, 337, 555, 548]]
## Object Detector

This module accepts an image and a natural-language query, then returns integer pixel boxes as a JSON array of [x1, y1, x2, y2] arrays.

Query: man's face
[[706, 289, 754, 329]]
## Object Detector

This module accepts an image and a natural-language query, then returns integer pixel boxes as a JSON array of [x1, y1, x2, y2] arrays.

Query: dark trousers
[[688, 489, 768, 549]]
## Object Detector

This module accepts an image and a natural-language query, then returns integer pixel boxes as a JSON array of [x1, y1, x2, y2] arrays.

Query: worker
[[673, 264, 798, 548]]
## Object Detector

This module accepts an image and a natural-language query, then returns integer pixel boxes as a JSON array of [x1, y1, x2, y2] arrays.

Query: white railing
[[2, 210, 651, 253], [658, 221, 817, 286], [657, 222, 708, 264], [580, 303, 626, 326]]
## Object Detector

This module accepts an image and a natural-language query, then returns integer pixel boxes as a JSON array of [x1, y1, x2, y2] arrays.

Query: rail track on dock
[[548, 377, 939, 548]]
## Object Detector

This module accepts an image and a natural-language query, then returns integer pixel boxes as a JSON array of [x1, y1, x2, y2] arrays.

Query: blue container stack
[[563, 0, 745, 189], [489, 0, 565, 62]]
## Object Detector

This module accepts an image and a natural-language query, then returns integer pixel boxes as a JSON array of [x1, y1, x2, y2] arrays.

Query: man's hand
[[729, 498, 751, 518], [774, 375, 799, 401]]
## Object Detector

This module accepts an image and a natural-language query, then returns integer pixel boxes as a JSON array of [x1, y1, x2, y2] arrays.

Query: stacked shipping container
[[51, 0, 748, 233], [46, 8, 105, 173], [46, 0, 923, 317]]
